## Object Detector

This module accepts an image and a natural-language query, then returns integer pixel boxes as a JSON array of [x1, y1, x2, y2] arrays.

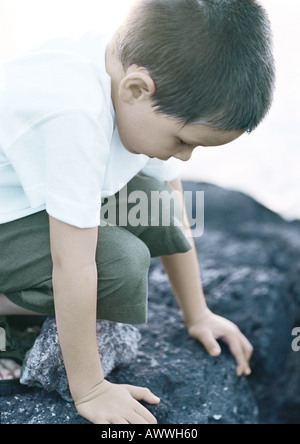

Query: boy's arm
[[49, 217, 160, 424], [49, 217, 102, 401], [162, 178, 253, 377]]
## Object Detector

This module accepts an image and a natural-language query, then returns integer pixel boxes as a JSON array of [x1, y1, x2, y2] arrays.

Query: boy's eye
[[177, 138, 188, 147], [177, 138, 194, 151]]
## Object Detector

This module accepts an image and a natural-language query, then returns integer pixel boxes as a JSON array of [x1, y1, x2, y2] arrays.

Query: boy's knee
[[97, 227, 151, 287], [140, 224, 191, 258], [122, 237, 151, 282], [96, 229, 150, 323]]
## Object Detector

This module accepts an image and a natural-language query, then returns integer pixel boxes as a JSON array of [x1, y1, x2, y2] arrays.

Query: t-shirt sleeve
[[1, 42, 113, 228], [5, 111, 110, 228], [44, 112, 110, 228], [141, 157, 181, 182]]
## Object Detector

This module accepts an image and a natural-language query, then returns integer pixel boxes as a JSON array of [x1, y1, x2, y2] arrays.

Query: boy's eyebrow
[[181, 137, 206, 147], [175, 122, 208, 146]]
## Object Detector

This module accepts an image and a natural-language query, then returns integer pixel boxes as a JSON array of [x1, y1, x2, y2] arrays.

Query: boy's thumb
[[199, 330, 222, 357], [128, 385, 160, 404]]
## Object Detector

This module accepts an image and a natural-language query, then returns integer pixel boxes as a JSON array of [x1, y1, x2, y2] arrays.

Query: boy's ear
[[119, 66, 155, 104]]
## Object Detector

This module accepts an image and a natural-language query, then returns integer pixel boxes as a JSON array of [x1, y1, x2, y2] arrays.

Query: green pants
[[0, 176, 191, 324]]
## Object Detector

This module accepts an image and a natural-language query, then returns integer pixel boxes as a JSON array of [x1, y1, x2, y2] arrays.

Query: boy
[[0, 0, 275, 424]]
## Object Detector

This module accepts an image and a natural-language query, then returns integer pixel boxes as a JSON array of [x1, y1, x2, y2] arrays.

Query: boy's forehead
[[178, 122, 244, 147]]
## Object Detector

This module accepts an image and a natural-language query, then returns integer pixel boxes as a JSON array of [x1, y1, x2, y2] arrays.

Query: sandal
[[0, 315, 25, 396]]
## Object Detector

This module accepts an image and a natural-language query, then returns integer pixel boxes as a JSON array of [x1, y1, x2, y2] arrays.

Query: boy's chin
[[123, 144, 138, 155]]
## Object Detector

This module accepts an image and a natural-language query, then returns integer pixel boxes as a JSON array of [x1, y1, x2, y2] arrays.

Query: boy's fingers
[[225, 334, 249, 376], [111, 418, 129, 425], [96, 419, 111, 425], [197, 329, 222, 357], [127, 385, 159, 422], [130, 411, 153, 425], [241, 337, 253, 376], [127, 385, 160, 405], [237, 334, 253, 375], [241, 335, 254, 361], [134, 403, 158, 425]]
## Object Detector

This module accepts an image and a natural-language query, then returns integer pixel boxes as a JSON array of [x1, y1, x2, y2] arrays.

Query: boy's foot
[[0, 315, 23, 384], [0, 359, 21, 380]]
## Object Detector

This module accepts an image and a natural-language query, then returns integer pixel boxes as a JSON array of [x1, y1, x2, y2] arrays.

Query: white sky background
[[0, 0, 299, 220]]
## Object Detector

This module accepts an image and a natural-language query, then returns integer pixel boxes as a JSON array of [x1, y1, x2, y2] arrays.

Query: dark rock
[[182, 182, 300, 424], [145, 182, 300, 424], [0, 304, 259, 425], [110, 303, 259, 424], [0, 390, 88, 424], [1, 181, 299, 424]]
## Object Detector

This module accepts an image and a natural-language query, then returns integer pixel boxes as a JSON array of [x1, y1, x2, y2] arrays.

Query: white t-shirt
[[0, 33, 180, 228]]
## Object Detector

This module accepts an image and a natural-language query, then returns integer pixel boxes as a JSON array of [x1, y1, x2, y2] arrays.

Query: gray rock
[[20, 318, 141, 402]]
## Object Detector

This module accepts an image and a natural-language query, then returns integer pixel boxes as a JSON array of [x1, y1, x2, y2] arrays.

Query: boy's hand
[[75, 380, 160, 424], [188, 308, 254, 377]]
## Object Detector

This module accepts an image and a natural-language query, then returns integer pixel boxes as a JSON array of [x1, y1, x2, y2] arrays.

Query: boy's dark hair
[[115, 0, 275, 132]]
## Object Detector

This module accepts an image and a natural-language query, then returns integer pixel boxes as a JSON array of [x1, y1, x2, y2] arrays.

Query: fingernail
[[245, 368, 252, 376]]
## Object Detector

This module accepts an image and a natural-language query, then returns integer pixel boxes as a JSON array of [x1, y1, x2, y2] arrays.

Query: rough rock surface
[[20, 319, 141, 402], [0, 308, 259, 425], [1, 182, 299, 424], [184, 181, 300, 424]]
